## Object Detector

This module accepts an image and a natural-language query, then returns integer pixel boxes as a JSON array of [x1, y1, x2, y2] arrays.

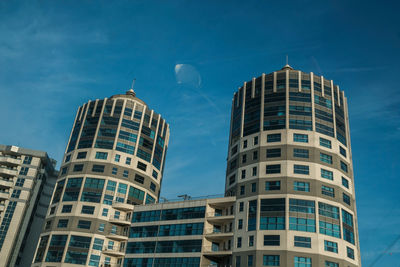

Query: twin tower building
[[31, 66, 361, 267]]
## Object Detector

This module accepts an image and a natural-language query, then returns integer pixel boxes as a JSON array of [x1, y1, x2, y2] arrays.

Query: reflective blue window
[[45, 235, 67, 262], [320, 137, 332, 148], [294, 236, 311, 248], [324, 240, 338, 253], [320, 153, 333, 164], [267, 134, 281, 143], [294, 256, 312, 267], [294, 181, 310, 192], [321, 169, 333, 180], [260, 199, 285, 230], [263, 255, 280, 266], [294, 164, 309, 175], [293, 133, 308, 143]]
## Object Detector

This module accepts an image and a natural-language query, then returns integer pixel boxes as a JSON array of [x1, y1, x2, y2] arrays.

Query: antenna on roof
[[126, 78, 136, 97], [286, 55, 288, 65], [131, 78, 136, 90]]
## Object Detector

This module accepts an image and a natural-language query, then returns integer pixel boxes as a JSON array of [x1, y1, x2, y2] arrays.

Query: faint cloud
[[174, 64, 202, 87]]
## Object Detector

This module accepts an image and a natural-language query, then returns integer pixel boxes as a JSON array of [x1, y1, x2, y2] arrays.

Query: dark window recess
[[135, 174, 145, 184], [137, 162, 147, 171]]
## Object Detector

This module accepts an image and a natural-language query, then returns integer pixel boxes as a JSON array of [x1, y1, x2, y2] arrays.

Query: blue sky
[[1, 0, 399, 265]]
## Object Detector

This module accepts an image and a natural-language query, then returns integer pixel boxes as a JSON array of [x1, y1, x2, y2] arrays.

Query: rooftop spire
[[126, 78, 136, 97]]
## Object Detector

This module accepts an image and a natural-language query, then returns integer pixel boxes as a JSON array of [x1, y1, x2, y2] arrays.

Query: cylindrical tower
[[32, 89, 169, 267], [226, 65, 360, 267]]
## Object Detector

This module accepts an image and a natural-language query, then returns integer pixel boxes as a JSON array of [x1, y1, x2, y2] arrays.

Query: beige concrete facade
[[31, 90, 169, 267], [226, 65, 360, 267], [0, 145, 57, 267]]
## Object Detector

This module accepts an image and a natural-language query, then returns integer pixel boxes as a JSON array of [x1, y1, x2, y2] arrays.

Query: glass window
[[73, 164, 83, 172], [293, 148, 309, 158], [254, 136, 259, 145], [238, 219, 243, 229], [19, 167, 29, 175], [320, 137, 331, 148], [62, 205, 72, 213], [343, 193, 351, 205], [294, 236, 311, 248], [266, 164, 280, 174], [242, 154, 247, 163], [267, 133, 281, 143], [239, 202, 244, 212], [263, 255, 280, 266], [251, 183, 256, 192], [81, 205, 95, 214], [289, 199, 316, 232], [237, 237, 242, 248], [57, 219, 68, 228], [321, 169, 333, 180], [23, 156, 32, 164], [236, 256, 241, 267], [320, 153, 333, 164], [342, 177, 349, 188], [240, 186, 245, 195], [339, 146, 347, 158], [294, 181, 310, 192], [324, 240, 338, 253], [126, 157, 131, 165], [77, 220, 91, 229], [267, 148, 281, 158], [293, 133, 308, 143], [294, 164, 309, 175], [252, 167, 257, 176], [243, 140, 248, 148], [114, 154, 120, 162], [249, 235, 254, 246], [77, 152, 87, 159], [260, 198, 285, 230], [150, 182, 156, 192], [92, 164, 105, 173], [265, 181, 280, 191], [81, 178, 105, 203], [95, 152, 108, 160], [241, 170, 246, 179], [102, 208, 108, 217], [137, 162, 147, 171], [321, 185, 335, 197], [347, 247, 355, 259], [123, 170, 129, 178], [112, 167, 118, 175], [248, 200, 257, 231], [264, 235, 280, 246], [340, 161, 348, 172], [248, 255, 253, 266], [294, 256, 311, 267], [325, 261, 339, 267], [253, 151, 258, 160]]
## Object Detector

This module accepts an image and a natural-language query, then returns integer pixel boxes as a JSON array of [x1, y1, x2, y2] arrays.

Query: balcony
[[102, 245, 125, 257], [204, 228, 233, 241], [0, 156, 21, 166], [0, 191, 9, 200], [112, 201, 134, 212], [109, 214, 131, 226], [0, 179, 13, 188], [206, 212, 234, 223], [0, 167, 17, 177], [203, 246, 232, 257], [106, 229, 129, 241]]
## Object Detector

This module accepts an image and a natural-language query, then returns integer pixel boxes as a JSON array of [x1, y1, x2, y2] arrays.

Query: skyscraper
[[226, 65, 360, 266], [0, 145, 57, 267], [31, 89, 169, 267]]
